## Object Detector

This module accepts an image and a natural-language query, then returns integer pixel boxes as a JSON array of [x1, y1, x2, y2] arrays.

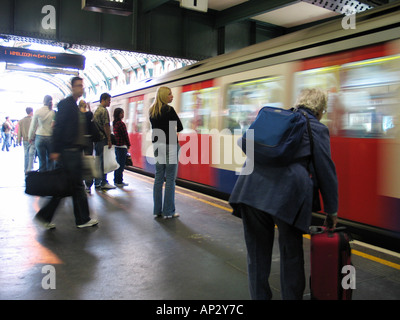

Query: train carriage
[[92, 2, 400, 250]]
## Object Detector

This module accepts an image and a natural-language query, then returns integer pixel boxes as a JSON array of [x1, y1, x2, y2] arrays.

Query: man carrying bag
[[33, 77, 98, 229]]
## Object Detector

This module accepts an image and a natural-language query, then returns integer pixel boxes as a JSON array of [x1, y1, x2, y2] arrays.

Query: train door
[[127, 95, 145, 168], [178, 79, 219, 186]]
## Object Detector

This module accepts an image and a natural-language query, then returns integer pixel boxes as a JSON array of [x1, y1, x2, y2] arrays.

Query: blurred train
[[92, 3, 400, 251]]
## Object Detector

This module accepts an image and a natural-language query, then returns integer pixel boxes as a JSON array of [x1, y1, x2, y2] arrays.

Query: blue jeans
[[35, 135, 54, 172], [240, 204, 305, 300], [23, 141, 36, 173], [35, 149, 91, 226], [94, 138, 109, 186], [153, 143, 179, 217], [2, 132, 10, 151], [114, 147, 127, 184]]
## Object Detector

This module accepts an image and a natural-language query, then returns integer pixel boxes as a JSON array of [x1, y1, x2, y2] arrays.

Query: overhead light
[[82, 0, 133, 16], [180, 0, 208, 13]]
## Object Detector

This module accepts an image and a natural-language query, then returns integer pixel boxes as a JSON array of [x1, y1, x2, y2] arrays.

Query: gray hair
[[294, 88, 327, 116]]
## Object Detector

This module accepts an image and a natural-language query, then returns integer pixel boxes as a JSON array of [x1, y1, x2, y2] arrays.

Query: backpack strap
[[300, 110, 317, 180], [300, 109, 324, 212]]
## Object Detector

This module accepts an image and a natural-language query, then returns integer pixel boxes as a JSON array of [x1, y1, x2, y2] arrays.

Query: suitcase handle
[[309, 226, 347, 235]]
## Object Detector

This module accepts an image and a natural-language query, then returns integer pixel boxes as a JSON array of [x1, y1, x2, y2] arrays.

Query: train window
[[180, 86, 219, 132], [294, 55, 400, 138], [223, 76, 284, 133], [339, 55, 400, 138], [293, 66, 340, 128]]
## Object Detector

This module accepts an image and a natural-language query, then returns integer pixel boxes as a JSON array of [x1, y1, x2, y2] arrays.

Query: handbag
[[25, 168, 73, 197], [82, 155, 102, 179], [88, 120, 102, 142], [126, 152, 133, 166], [103, 145, 120, 173]]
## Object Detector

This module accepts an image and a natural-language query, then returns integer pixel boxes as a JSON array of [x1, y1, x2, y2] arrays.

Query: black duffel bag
[[25, 168, 74, 197]]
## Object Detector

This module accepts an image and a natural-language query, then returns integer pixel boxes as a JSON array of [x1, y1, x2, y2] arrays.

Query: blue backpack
[[239, 106, 309, 166]]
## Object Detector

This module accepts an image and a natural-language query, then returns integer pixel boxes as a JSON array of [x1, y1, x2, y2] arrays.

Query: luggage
[[82, 155, 102, 180], [238, 106, 308, 166], [25, 168, 74, 197], [103, 145, 120, 174], [125, 152, 133, 166], [309, 225, 353, 300]]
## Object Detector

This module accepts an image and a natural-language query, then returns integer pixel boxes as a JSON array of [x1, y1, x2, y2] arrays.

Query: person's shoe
[[77, 219, 99, 229], [101, 183, 116, 190], [163, 213, 180, 219], [34, 216, 56, 229], [154, 214, 162, 218], [115, 182, 129, 187]]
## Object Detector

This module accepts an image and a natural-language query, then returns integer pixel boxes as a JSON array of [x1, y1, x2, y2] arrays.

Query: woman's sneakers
[[163, 213, 180, 219]]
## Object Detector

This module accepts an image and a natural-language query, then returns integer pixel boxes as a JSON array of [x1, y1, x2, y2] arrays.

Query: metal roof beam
[[141, 0, 171, 13], [215, 0, 300, 28]]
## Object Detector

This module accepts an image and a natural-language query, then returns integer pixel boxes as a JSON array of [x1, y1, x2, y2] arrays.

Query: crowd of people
[[8, 77, 132, 229], [12, 79, 183, 230], [4, 78, 339, 300]]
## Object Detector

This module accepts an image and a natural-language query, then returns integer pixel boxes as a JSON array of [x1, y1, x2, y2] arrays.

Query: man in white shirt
[[18, 107, 35, 173], [28, 95, 55, 171]]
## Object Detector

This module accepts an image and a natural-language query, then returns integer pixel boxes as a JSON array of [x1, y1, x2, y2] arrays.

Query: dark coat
[[229, 107, 338, 233], [51, 95, 80, 154]]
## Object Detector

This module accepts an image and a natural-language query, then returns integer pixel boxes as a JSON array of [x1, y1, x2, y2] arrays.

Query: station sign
[[82, 0, 133, 16], [0, 46, 85, 70]]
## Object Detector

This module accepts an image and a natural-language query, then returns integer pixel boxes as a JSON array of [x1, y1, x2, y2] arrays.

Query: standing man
[[28, 95, 55, 172], [17, 107, 36, 173], [93, 92, 116, 190], [34, 76, 98, 229], [2, 116, 14, 152]]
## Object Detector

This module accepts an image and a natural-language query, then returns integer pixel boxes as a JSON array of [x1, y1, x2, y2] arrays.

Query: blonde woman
[[149, 87, 183, 219]]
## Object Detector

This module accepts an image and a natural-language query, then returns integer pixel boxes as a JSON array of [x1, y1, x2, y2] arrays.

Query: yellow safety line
[[128, 171, 400, 270], [175, 189, 233, 212], [127, 171, 233, 212], [351, 249, 400, 271]]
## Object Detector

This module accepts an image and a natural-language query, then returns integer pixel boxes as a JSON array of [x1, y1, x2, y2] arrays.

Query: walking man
[[34, 77, 98, 229]]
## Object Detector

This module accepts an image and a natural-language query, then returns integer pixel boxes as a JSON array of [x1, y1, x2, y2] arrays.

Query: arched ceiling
[[0, 38, 196, 119]]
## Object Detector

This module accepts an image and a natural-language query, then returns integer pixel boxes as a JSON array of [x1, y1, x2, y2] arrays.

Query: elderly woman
[[229, 88, 338, 300]]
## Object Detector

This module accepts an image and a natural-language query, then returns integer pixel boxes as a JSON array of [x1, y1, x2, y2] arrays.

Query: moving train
[[93, 3, 400, 250]]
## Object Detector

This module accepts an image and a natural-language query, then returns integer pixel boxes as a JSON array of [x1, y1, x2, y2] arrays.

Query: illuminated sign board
[[0, 46, 85, 70], [82, 0, 133, 16]]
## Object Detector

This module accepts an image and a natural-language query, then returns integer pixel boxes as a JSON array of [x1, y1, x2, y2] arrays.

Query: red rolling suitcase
[[309, 226, 353, 300]]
